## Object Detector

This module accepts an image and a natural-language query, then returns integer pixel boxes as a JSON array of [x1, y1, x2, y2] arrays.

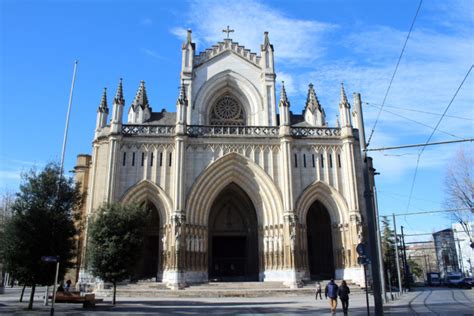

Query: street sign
[[356, 243, 367, 256], [358, 256, 370, 265], [41, 256, 59, 263]]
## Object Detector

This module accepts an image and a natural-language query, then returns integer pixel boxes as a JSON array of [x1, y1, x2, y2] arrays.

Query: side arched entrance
[[208, 183, 259, 281], [133, 202, 160, 280], [306, 201, 335, 280]]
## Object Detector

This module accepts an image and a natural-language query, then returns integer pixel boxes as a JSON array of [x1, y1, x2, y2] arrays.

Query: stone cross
[[222, 25, 234, 39]]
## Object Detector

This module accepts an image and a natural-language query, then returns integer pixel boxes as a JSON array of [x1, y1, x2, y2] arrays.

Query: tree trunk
[[19, 284, 26, 302], [28, 283, 36, 309], [113, 282, 116, 305]]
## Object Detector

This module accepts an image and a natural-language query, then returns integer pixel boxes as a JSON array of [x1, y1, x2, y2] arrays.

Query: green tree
[[1, 163, 80, 309], [407, 258, 423, 283], [87, 203, 148, 305], [381, 216, 398, 289]]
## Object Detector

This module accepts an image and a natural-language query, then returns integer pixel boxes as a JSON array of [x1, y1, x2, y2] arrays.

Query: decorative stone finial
[[278, 81, 290, 108], [132, 80, 150, 110], [340, 82, 349, 107], [186, 29, 192, 44], [178, 80, 187, 105], [98, 87, 108, 112], [306, 83, 322, 112], [114, 78, 124, 104]]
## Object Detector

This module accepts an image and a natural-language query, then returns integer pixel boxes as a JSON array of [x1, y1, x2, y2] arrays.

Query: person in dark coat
[[325, 279, 339, 314], [338, 280, 351, 314]]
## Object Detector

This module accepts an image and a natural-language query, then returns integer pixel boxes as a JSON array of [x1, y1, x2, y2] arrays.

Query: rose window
[[210, 95, 245, 125]]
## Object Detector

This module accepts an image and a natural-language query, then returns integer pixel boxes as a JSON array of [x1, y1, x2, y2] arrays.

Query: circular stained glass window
[[210, 94, 244, 125]]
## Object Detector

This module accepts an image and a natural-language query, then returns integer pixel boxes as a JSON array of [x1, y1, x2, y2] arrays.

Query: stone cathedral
[[74, 30, 373, 289]]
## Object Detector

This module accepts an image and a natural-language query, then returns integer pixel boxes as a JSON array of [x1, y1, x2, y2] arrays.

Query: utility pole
[[362, 155, 384, 314], [401, 226, 410, 291], [392, 214, 403, 294]]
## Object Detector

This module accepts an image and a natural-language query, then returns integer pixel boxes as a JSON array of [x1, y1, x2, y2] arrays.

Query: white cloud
[[171, 0, 337, 64], [140, 18, 153, 26], [140, 48, 166, 61]]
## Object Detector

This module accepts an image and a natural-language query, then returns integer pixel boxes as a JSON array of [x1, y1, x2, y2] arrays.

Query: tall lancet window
[[209, 94, 245, 125]]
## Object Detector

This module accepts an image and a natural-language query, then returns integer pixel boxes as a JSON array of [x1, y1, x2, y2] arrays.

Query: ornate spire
[[278, 81, 290, 107], [114, 78, 124, 104], [305, 83, 322, 112], [261, 31, 273, 51], [336, 115, 340, 128], [177, 80, 187, 105], [186, 29, 192, 44], [98, 87, 108, 113], [340, 82, 349, 108], [132, 80, 150, 110]]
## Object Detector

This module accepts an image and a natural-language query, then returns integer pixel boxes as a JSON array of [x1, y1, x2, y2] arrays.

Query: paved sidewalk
[[0, 286, 472, 315]]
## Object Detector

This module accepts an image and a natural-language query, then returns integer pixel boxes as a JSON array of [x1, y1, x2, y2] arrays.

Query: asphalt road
[[0, 286, 472, 315]]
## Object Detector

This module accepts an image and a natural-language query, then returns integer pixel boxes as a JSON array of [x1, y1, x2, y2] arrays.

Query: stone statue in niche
[[162, 234, 167, 252]]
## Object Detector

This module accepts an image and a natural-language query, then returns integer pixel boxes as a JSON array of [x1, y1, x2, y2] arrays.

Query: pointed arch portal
[[306, 201, 335, 280], [208, 183, 259, 281], [132, 202, 160, 280]]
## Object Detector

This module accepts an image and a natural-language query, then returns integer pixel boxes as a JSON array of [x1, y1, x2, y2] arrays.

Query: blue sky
[[1, 0, 473, 240]]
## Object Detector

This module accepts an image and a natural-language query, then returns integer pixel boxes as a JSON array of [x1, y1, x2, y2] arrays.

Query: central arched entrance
[[133, 202, 160, 280], [208, 183, 259, 281], [307, 201, 335, 280]]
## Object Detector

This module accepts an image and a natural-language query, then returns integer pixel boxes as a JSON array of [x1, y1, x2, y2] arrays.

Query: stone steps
[[95, 280, 365, 298]]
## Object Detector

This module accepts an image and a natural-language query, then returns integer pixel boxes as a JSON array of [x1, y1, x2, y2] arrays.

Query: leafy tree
[[1, 163, 80, 309], [381, 216, 398, 288], [445, 147, 473, 247], [87, 203, 148, 305], [407, 258, 423, 283]]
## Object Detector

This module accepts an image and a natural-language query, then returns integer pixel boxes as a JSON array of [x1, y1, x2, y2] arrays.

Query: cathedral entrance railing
[[290, 127, 341, 138], [122, 125, 175, 136], [187, 125, 280, 137]]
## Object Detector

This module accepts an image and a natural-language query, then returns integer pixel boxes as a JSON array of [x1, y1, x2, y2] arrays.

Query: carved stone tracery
[[210, 94, 245, 125]]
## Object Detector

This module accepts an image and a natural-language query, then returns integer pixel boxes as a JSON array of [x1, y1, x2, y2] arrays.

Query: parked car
[[462, 277, 472, 288], [445, 274, 472, 289]]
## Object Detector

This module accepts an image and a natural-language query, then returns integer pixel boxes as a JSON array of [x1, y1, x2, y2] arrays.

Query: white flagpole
[[59, 60, 78, 179]]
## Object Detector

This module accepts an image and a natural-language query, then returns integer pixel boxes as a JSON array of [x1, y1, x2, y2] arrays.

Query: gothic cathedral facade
[[75, 30, 372, 289]]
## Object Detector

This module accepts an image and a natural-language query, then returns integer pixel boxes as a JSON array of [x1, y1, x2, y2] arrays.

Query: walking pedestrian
[[325, 279, 339, 314], [315, 281, 322, 300], [338, 280, 351, 314]]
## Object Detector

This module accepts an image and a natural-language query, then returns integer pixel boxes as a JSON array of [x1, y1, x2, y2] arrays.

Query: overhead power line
[[366, 138, 473, 152], [405, 65, 474, 212], [392, 208, 471, 217], [366, 0, 423, 147], [364, 103, 464, 139], [365, 102, 473, 121]]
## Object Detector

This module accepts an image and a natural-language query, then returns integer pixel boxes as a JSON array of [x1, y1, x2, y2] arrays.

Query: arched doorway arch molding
[[193, 70, 263, 125], [119, 180, 172, 224], [295, 181, 349, 225], [186, 152, 283, 227]]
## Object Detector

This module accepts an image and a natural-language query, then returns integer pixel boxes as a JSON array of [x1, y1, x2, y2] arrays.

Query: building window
[[141, 152, 144, 166], [169, 153, 172, 167], [338, 154, 342, 168], [312, 154, 315, 168], [209, 94, 245, 125], [294, 153, 298, 168], [320, 154, 324, 168], [150, 152, 154, 167], [303, 154, 307, 168], [132, 152, 135, 166], [122, 152, 126, 166], [159, 152, 163, 167], [329, 154, 333, 168]]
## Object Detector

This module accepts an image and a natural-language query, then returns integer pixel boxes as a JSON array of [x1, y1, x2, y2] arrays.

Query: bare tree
[[445, 147, 473, 247]]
